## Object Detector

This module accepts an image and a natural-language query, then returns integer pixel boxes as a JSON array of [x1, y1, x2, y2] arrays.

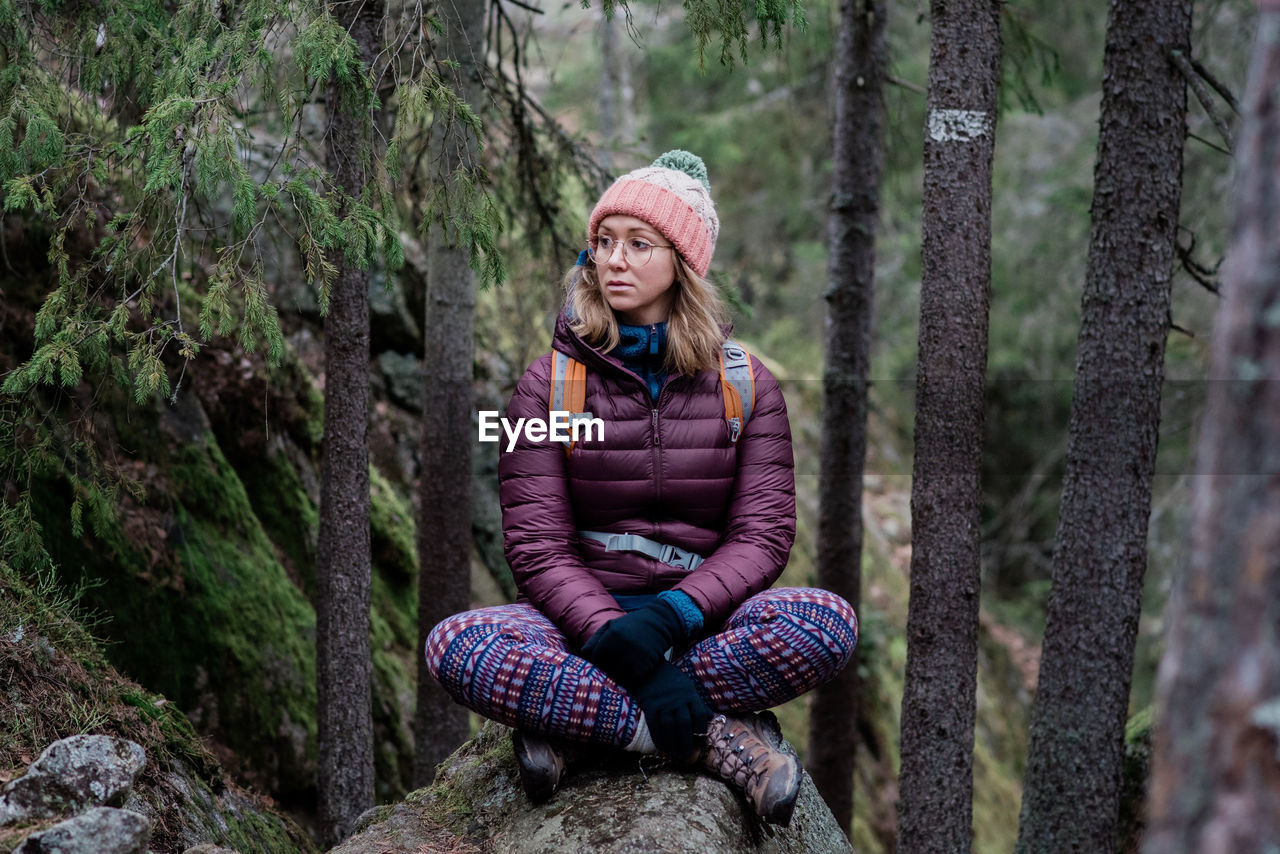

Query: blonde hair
[[565, 254, 729, 376]]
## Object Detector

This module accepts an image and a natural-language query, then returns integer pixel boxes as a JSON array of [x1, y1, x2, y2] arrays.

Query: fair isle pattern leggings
[[425, 587, 858, 750]]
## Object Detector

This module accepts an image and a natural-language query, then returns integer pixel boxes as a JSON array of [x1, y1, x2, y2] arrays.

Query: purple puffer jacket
[[497, 311, 796, 646]]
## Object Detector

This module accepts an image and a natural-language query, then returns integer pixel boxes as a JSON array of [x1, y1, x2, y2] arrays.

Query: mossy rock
[[0, 560, 315, 854], [328, 722, 854, 854], [31, 395, 319, 801], [28, 352, 423, 805]]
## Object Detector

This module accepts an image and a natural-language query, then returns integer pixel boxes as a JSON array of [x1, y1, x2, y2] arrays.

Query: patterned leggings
[[425, 587, 858, 750]]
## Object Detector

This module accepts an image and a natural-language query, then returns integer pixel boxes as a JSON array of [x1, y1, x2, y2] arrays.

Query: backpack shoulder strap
[[719, 339, 755, 443], [550, 349, 588, 456]]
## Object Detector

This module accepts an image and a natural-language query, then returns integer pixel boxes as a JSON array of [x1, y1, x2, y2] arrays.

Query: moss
[[165, 439, 318, 792], [31, 394, 428, 805], [368, 465, 421, 801], [0, 560, 314, 854], [408, 724, 514, 836], [971, 619, 1031, 854], [31, 429, 319, 800], [370, 605, 414, 801], [370, 466, 419, 589], [236, 440, 320, 596], [1116, 706, 1153, 854], [0, 818, 58, 854]]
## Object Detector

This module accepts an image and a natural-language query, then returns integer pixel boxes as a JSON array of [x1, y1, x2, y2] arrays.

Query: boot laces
[[711, 718, 776, 790]]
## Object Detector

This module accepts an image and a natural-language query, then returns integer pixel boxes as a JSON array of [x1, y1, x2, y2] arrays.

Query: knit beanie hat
[[588, 150, 720, 277]]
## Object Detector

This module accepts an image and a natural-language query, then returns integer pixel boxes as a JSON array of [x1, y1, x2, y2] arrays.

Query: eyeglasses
[[588, 235, 674, 267]]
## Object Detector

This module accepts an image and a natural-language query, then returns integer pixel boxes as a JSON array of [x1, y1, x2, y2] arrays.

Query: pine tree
[[1015, 1, 1192, 851], [809, 0, 886, 834], [413, 0, 489, 785], [0, 0, 403, 573], [315, 0, 387, 841], [895, 1, 1001, 851]]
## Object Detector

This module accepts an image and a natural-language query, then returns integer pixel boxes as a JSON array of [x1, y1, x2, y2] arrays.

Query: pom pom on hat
[[588, 149, 719, 277], [652, 149, 710, 190]]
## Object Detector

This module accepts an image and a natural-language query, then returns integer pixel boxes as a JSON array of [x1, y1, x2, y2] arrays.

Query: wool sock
[[625, 714, 657, 754]]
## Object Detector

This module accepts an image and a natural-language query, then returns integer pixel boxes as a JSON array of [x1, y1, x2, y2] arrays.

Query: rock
[[367, 270, 422, 356], [327, 722, 854, 854], [0, 735, 146, 824], [182, 845, 243, 854], [280, 265, 421, 356], [13, 806, 150, 854], [123, 757, 317, 854], [375, 351, 424, 414]]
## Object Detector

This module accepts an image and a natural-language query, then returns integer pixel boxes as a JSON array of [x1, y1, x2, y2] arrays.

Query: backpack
[[549, 340, 756, 457]]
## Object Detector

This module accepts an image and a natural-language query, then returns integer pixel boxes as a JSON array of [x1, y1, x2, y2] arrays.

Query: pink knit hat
[[588, 150, 720, 277]]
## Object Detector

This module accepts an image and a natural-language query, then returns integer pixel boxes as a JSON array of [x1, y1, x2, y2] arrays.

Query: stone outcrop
[[121, 757, 315, 854], [12, 806, 150, 854], [1, 550, 319, 854], [0, 736, 145, 824], [328, 723, 854, 854]]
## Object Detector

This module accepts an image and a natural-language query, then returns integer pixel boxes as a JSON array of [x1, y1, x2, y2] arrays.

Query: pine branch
[[496, 0, 544, 15], [888, 74, 927, 96], [1186, 130, 1232, 156], [1171, 49, 1235, 152], [1189, 54, 1240, 114], [1175, 226, 1222, 295]]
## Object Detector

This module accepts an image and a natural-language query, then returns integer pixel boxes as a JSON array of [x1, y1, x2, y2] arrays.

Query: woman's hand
[[580, 598, 687, 687], [630, 661, 713, 760]]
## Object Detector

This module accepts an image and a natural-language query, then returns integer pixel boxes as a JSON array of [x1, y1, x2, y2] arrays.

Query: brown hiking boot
[[700, 713, 802, 826], [511, 730, 565, 803]]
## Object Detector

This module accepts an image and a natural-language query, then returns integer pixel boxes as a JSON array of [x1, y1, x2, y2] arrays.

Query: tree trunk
[[600, 7, 618, 172], [317, 0, 384, 844], [1014, 3, 1191, 852], [413, 0, 485, 787], [1142, 6, 1280, 850], [895, 2, 1000, 851], [808, 0, 886, 835]]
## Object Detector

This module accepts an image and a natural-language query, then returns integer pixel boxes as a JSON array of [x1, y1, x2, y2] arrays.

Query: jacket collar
[[551, 279, 735, 386]]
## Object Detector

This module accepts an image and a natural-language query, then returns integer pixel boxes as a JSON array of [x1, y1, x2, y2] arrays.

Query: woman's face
[[593, 214, 678, 326]]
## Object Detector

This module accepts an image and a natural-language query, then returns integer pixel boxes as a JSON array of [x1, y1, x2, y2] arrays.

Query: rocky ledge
[[329, 722, 854, 854]]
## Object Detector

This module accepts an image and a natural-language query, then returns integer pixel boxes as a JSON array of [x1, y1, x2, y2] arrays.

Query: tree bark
[[808, 0, 886, 835], [895, 2, 1000, 852], [412, 0, 485, 787], [1142, 6, 1280, 851], [317, 0, 384, 844], [1014, 3, 1191, 852], [600, 7, 618, 172]]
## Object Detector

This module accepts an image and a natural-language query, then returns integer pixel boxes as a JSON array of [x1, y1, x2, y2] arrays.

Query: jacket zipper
[[648, 324, 664, 519], [651, 407, 662, 479]]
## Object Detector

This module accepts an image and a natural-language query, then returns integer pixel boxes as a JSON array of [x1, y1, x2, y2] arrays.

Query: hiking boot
[[511, 730, 565, 803], [700, 713, 802, 826]]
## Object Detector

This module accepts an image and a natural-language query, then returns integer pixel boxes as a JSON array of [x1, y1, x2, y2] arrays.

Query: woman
[[426, 151, 858, 827]]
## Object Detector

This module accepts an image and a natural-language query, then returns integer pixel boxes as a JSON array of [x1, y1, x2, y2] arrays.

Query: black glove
[[631, 660, 713, 760], [580, 598, 687, 689]]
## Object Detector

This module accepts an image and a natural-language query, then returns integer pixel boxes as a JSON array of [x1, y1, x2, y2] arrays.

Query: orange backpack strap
[[719, 339, 755, 443], [550, 349, 588, 456]]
